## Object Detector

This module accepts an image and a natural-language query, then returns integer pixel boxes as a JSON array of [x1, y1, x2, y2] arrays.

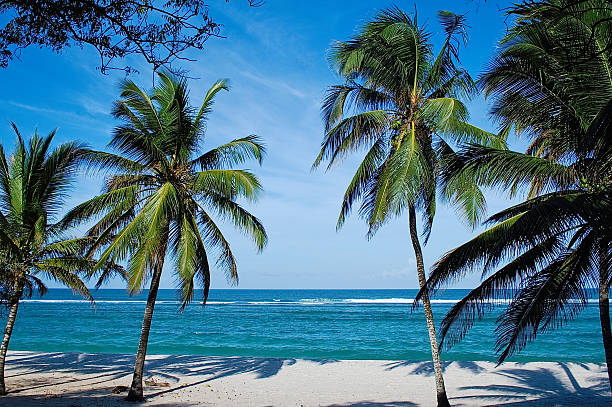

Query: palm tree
[[313, 8, 504, 406], [62, 72, 268, 401], [0, 126, 122, 395], [415, 0, 612, 393]]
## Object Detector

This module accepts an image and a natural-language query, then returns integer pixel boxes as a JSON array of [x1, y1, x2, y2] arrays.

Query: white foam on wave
[[21, 300, 147, 304], [21, 300, 234, 305], [298, 298, 534, 305], [299, 298, 455, 304], [298, 299, 336, 305], [342, 298, 528, 305], [19, 298, 598, 306], [344, 298, 413, 304]]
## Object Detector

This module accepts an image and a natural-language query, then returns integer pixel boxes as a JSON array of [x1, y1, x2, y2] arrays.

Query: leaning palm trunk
[[599, 244, 612, 393], [409, 206, 450, 407], [0, 281, 23, 395], [126, 269, 162, 401], [126, 240, 168, 401]]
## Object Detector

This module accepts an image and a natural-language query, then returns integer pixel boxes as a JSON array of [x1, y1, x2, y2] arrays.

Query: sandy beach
[[0, 351, 608, 406]]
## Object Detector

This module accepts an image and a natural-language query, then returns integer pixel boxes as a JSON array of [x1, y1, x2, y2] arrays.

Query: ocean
[[3, 288, 604, 362]]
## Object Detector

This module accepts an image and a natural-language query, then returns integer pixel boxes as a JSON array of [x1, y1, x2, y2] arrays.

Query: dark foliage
[[0, 0, 262, 73], [415, 0, 612, 364]]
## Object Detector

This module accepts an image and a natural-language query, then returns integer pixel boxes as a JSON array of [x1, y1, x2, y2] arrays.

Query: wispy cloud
[[76, 95, 113, 117], [8, 101, 63, 115], [7, 101, 108, 123], [3, 101, 113, 145], [239, 70, 306, 99]]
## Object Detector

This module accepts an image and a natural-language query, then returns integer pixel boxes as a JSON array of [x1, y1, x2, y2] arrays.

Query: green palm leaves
[[65, 72, 268, 307], [314, 7, 499, 406], [314, 7, 504, 235], [0, 126, 116, 301], [0, 126, 124, 394], [417, 0, 612, 372]]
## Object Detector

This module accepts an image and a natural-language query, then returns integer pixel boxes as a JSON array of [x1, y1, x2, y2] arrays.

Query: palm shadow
[[383, 360, 610, 406], [452, 362, 610, 406], [4, 351, 308, 401], [7, 389, 190, 407], [6, 353, 611, 406], [5, 351, 134, 393], [322, 402, 417, 407], [384, 360, 486, 375]]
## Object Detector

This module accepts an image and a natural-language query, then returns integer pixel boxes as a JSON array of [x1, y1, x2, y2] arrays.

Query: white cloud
[[239, 70, 306, 99]]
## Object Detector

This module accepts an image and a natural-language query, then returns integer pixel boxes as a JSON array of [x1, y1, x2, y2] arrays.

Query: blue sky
[[0, 0, 521, 290]]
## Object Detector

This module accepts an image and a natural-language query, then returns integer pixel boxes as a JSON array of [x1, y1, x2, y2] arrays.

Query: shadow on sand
[[453, 362, 610, 406], [385, 360, 486, 375], [385, 360, 610, 406], [4, 351, 308, 405], [3, 352, 611, 406], [5, 351, 299, 391], [322, 402, 417, 407]]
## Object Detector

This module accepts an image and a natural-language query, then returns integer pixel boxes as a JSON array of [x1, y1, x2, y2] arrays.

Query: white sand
[[1, 351, 609, 406]]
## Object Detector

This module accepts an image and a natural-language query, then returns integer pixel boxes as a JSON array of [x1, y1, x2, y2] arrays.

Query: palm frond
[[204, 193, 268, 251], [495, 232, 596, 363], [314, 110, 389, 169], [192, 169, 262, 201], [438, 235, 563, 350], [191, 136, 265, 170]]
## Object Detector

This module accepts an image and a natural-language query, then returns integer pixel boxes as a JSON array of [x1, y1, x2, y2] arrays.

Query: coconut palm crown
[[313, 7, 505, 407], [0, 127, 122, 395], [61, 72, 268, 401]]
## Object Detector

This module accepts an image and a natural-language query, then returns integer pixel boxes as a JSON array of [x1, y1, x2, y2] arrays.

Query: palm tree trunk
[[409, 205, 451, 407], [599, 243, 612, 395], [0, 280, 24, 396], [126, 240, 168, 401]]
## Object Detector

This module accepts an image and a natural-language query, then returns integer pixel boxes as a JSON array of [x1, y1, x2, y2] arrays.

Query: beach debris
[[112, 385, 129, 394], [145, 377, 171, 387]]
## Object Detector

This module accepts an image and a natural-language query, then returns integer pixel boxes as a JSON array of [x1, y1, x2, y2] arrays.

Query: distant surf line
[[20, 298, 596, 305]]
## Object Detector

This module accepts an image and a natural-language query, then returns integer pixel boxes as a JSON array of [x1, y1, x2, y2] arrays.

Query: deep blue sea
[[2, 289, 605, 362]]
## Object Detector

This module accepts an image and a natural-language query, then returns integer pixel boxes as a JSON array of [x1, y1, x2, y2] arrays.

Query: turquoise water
[[2, 289, 605, 362]]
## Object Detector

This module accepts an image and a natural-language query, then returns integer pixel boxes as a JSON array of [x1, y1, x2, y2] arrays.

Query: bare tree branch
[[0, 0, 262, 74]]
